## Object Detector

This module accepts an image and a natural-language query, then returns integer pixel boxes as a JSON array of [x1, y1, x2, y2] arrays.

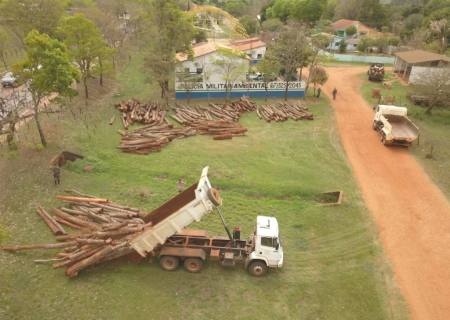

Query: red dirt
[[324, 66, 450, 320]]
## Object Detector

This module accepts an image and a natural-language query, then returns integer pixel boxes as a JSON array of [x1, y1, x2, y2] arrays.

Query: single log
[[53, 208, 101, 230], [65, 245, 114, 277], [1, 241, 77, 252], [54, 216, 84, 230], [36, 207, 66, 235], [56, 195, 109, 203]]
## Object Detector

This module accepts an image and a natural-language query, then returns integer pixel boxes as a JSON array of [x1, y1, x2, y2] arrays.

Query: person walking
[[51, 166, 61, 185], [332, 87, 338, 100]]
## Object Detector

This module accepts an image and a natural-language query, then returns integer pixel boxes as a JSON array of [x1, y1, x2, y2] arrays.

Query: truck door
[[259, 236, 283, 267]]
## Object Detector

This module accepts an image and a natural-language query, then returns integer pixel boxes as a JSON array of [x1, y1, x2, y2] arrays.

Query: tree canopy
[[58, 14, 109, 99], [16, 30, 79, 146], [0, 0, 66, 41]]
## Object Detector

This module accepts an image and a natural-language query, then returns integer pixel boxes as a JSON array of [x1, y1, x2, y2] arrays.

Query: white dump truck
[[372, 105, 419, 146], [131, 167, 284, 276]]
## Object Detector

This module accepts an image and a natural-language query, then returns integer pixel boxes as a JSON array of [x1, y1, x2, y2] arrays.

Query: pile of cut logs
[[1, 192, 147, 278], [115, 99, 167, 129], [256, 104, 314, 122], [190, 120, 248, 140], [172, 97, 256, 125], [117, 124, 196, 154]]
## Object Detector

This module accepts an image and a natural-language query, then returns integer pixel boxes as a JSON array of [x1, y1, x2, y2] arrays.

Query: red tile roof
[[176, 42, 217, 62], [332, 19, 358, 30], [230, 37, 266, 51]]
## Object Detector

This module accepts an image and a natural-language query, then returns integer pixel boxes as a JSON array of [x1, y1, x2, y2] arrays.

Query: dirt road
[[323, 67, 450, 320]]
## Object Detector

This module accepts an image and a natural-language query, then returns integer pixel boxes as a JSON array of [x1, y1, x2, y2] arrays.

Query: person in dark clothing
[[51, 166, 61, 185], [332, 87, 338, 100], [316, 87, 322, 98]]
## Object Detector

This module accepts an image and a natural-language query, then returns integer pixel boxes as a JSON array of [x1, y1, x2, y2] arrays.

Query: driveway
[[324, 66, 450, 320]]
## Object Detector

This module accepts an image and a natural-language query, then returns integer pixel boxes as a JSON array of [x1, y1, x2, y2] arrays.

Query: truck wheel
[[372, 121, 378, 130], [248, 261, 268, 277], [159, 256, 179, 271], [184, 258, 203, 273], [207, 188, 222, 206]]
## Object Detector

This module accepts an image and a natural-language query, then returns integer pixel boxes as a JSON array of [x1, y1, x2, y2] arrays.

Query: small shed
[[393, 50, 450, 83]]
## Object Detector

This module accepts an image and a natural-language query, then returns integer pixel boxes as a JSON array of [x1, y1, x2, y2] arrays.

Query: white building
[[176, 42, 249, 84], [230, 38, 266, 64], [393, 50, 450, 84]]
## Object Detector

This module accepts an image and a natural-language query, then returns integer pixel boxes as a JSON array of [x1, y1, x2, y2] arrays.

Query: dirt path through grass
[[324, 66, 450, 320]]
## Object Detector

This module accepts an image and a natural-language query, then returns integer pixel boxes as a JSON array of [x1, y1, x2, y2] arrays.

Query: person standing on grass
[[332, 87, 338, 100], [51, 166, 61, 185], [317, 87, 322, 98]]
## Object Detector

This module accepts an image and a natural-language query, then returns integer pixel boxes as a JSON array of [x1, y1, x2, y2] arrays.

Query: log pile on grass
[[256, 103, 314, 122], [1, 192, 147, 278]]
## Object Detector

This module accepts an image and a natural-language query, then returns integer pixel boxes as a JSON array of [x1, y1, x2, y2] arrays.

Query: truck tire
[[207, 188, 222, 206], [248, 261, 268, 277], [159, 256, 179, 271], [372, 121, 378, 130], [183, 258, 203, 273]]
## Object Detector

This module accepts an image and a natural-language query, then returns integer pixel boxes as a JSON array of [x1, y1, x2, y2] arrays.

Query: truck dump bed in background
[[130, 167, 220, 257]]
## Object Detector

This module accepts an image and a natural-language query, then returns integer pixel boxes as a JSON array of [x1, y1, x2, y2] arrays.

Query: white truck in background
[[372, 105, 419, 147]]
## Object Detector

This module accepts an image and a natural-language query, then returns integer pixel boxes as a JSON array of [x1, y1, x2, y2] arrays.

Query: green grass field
[[360, 72, 450, 198], [0, 55, 407, 320]]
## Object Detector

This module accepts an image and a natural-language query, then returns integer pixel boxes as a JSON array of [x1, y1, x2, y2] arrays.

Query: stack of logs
[[190, 120, 248, 140], [172, 97, 256, 124], [257, 104, 314, 122], [117, 124, 196, 154], [1, 193, 147, 278], [115, 99, 167, 129]]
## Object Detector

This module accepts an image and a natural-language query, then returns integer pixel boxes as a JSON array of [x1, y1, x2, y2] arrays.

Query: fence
[[331, 54, 395, 64]]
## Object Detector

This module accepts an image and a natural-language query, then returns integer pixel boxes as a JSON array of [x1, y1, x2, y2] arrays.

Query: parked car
[[1, 72, 18, 88], [247, 72, 263, 81]]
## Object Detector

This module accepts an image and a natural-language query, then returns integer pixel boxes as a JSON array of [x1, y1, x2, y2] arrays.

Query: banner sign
[[175, 81, 305, 99]]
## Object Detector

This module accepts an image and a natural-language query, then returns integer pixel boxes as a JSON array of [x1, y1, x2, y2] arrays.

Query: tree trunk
[[99, 57, 104, 86], [264, 82, 268, 102], [284, 80, 289, 101], [83, 76, 89, 100], [34, 104, 47, 147], [160, 81, 166, 98]]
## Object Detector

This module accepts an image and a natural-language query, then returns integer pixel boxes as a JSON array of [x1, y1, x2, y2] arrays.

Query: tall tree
[[15, 30, 79, 147], [257, 55, 281, 101], [429, 19, 449, 53], [58, 14, 108, 100], [212, 47, 248, 101], [143, 0, 194, 100], [265, 25, 313, 100], [0, 0, 66, 43]]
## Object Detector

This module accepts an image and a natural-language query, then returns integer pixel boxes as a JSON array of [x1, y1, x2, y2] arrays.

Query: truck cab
[[246, 215, 284, 276]]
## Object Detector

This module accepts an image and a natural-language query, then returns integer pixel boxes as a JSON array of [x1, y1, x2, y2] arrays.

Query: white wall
[[243, 46, 266, 60], [176, 52, 249, 83], [409, 66, 450, 85]]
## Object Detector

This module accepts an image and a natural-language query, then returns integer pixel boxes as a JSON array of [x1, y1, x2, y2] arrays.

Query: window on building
[[257, 53, 262, 59], [196, 67, 203, 74]]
